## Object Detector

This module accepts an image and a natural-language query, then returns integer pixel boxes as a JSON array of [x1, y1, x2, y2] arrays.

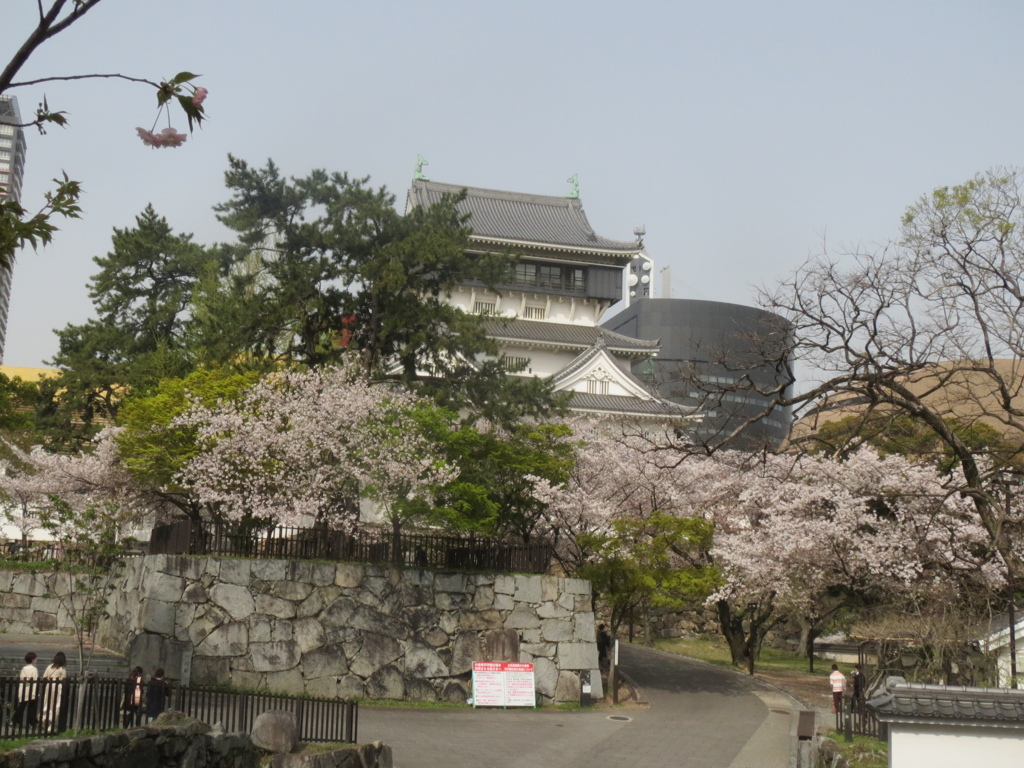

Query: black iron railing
[[150, 520, 552, 574], [836, 698, 884, 740], [0, 676, 358, 743]]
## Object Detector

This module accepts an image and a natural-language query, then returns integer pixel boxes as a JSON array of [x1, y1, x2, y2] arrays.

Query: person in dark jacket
[[144, 668, 170, 722], [122, 667, 144, 728]]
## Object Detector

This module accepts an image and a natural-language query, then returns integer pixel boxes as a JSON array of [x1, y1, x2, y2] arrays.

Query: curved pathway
[[359, 644, 797, 768]]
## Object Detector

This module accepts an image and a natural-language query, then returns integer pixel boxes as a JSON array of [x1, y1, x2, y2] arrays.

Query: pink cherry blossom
[[192, 87, 208, 107], [135, 126, 187, 148]]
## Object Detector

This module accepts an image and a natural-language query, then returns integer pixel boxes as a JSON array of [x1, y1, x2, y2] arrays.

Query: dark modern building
[[602, 298, 793, 449], [0, 96, 28, 363]]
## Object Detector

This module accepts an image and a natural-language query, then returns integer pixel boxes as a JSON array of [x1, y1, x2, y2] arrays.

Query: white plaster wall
[[890, 724, 1024, 768]]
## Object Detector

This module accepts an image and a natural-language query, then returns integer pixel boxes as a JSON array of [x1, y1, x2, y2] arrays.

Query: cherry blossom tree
[[0, 427, 143, 675], [173, 365, 457, 531], [541, 421, 999, 672]]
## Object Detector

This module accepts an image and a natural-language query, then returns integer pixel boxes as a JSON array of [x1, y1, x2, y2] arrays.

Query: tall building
[[406, 177, 697, 425], [602, 298, 793, 449], [0, 96, 28, 363]]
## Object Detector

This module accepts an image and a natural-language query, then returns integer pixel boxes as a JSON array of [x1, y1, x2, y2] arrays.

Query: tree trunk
[[716, 600, 751, 667]]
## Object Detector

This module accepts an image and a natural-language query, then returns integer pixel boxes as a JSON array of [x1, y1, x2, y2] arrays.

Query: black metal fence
[[0, 676, 358, 743], [836, 698, 884, 740], [150, 520, 552, 574]]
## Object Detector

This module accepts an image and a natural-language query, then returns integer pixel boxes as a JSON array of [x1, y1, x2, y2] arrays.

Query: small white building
[[868, 677, 1024, 768]]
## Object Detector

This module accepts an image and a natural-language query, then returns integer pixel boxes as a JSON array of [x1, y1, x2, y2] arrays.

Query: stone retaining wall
[[0, 719, 256, 768], [0, 571, 80, 634], [97, 555, 600, 705]]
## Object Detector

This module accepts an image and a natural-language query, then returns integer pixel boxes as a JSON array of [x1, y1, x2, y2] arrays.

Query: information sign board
[[472, 662, 536, 707]]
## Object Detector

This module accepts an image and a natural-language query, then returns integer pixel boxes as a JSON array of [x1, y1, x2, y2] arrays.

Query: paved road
[[360, 644, 797, 768]]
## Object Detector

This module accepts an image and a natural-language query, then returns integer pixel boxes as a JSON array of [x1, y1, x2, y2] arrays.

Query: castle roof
[[482, 318, 660, 356], [407, 179, 641, 258]]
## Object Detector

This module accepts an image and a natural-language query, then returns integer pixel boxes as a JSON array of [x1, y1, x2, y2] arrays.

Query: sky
[[2, 0, 1023, 369]]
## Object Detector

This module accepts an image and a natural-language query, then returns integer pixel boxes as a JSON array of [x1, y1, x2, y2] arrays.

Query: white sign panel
[[472, 662, 536, 707]]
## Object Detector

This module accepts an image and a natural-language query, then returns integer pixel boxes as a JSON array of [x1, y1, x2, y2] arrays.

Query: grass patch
[[357, 698, 470, 710], [826, 731, 887, 768], [655, 635, 858, 680]]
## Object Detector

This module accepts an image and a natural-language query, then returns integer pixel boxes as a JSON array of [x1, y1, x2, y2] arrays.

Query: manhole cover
[[608, 715, 632, 722]]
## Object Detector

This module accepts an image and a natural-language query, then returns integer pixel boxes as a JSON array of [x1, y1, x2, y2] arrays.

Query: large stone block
[[405, 679, 438, 702], [251, 640, 301, 672], [554, 671, 581, 703], [493, 594, 515, 611], [349, 632, 401, 678], [209, 583, 257, 621], [249, 614, 273, 643], [541, 619, 573, 643], [265, 667, 305, 695], [540, 577, 559, 602], [556, 642, 599, 670], [537, 602, 571, 619], [573, 612, 596, 642], [311, 563, 336, 587], [252, 560, 287, 582], [405, 641, 448, 679], [493, 574, 515, 595], [12, 574, 47, 597], [482, 628, 519, 663], [520, 642, 555, 658], [473, 585, 495, 610], [219, 559, 252, 586], [250, 710, 297, 754], [348, 605, 410, 640], [297, 586, 341, 618], [181, 582, 208, 603], [513, 576, 542, 604], [197, 621, 249, 657], [301, 644, 349, 679], [504, 605, 541, 630], [0, 593, 31, 609], [148, 572, 185, 602], [533, 657, 558, 698], [293, 617, 326, 653], [272, 581, 313, 602], [271, 620, 294, 642], [188, 607, 227, 647], [563, 578, 591, 596], [338, 675, 364, 699], [141, 599, 176, 635], [440, 680, 468, 703], [191, 655, 230, 685], [320, 597, 356, 628], [31, 611, 57, 632], [449, 633, 481, 675], [285, 561, 315, 584], [365, 665, 405, 700], [255, 594, 296, 620], [335, 564, 364, 588], [433, 573, 467, 593], [434, 592, 470, 611], [459, 611, 502, 632]]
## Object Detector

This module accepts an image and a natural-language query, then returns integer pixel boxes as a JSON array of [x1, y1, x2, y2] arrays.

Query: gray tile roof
[[408, 179, 642, 256], [566, 392, 697, 418], [868, 678, 1024, 726], [483, 318, 660, 355]]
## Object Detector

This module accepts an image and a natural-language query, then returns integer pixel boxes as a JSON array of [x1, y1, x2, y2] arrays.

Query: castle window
[[502, 356, 530, 371], [474, 301, 496, 315], [523, 306, 546, 320], [586, 379, 610, 395]]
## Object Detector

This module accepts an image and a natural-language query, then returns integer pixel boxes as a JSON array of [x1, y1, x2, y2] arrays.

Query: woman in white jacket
[[39, 652, 67, 731]]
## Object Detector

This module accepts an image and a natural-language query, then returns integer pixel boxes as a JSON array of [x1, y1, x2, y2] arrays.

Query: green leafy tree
[[423, 418, 575, 541], [200, 156, 511, 378], [40, 207, 222, 445], [114, 367, 263, 532], [579, 512, 718, 641]]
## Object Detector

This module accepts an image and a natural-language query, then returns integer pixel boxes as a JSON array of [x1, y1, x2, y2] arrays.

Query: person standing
[[829, 664, 847, 715], [144, 668, 170, 723], [122, 667, 144, 728], [39, 652, 67, 732], [12, 652, 38, 728], [851, 663, 866, 708]]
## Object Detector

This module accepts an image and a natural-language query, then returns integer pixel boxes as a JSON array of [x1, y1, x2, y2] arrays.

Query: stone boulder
[[251, 710, 298, 754]]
